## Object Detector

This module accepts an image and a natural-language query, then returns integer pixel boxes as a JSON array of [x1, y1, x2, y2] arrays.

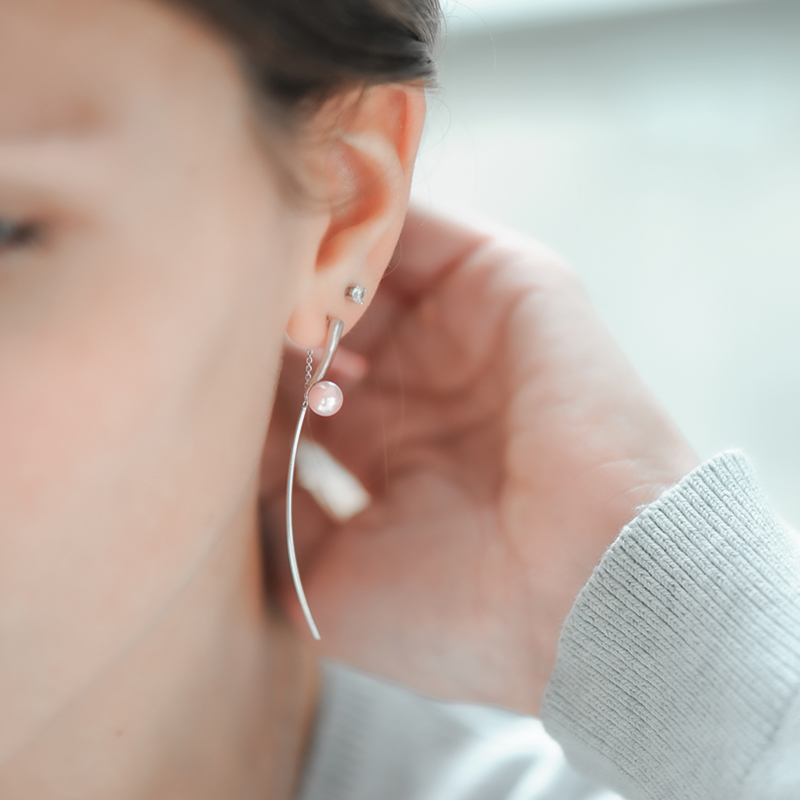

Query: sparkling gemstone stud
[[345, 285, 367, 305]]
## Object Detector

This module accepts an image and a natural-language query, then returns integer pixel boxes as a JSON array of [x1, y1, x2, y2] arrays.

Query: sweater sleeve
[[541, 451, 800, 800]]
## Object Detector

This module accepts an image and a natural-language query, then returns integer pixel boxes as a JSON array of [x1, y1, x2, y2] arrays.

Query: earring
[[286, 317, 344, 640], [345, 285, 367, 305]]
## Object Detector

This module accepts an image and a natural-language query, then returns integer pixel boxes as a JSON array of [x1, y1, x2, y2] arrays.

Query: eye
[[0, 218, 41, 252]]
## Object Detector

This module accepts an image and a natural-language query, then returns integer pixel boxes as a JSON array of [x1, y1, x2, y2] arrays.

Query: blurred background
[[411, 0, 800, 525]]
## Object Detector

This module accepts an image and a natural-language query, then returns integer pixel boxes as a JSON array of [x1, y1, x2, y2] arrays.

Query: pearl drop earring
[[286, 285, 367, 640], [286, 318, 344, 640]]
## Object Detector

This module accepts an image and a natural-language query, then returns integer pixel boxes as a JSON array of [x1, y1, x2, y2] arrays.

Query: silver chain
[[302, 349, 313, 407]]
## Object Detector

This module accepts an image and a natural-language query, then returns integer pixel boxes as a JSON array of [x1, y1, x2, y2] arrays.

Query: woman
[[1, 0, 798, 798]]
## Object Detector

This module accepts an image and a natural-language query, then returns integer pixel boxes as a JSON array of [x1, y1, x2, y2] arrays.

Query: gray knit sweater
[[299, 452, 800, 800]]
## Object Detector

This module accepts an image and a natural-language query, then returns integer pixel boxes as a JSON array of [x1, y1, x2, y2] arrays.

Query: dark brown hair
[[167, 0, 441, 119]]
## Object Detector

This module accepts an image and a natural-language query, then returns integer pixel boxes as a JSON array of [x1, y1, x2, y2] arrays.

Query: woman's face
[[0, 0, 317, 759]]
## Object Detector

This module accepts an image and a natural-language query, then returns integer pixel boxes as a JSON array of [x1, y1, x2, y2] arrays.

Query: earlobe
[[286, 83, 426, 348]]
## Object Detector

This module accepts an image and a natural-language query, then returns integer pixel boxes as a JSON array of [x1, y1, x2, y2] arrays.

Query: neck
[[0, 491, 319, 799]]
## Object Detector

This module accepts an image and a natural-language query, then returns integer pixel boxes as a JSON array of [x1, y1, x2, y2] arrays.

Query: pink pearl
[[308, 380, 343, 417]]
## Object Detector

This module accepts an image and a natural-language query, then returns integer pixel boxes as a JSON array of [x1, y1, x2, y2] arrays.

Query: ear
[[286, 82, 427, 348]]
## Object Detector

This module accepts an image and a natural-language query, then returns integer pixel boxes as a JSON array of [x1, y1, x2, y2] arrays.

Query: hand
[[261, 207, 698, 715]]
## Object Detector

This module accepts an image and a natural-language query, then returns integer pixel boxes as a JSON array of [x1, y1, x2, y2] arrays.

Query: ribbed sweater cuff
[[541, 451, 800, 800]]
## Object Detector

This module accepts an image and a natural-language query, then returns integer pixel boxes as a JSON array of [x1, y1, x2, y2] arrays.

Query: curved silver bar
[[286, 403, 320, 640], [309, 318, 344, 388]]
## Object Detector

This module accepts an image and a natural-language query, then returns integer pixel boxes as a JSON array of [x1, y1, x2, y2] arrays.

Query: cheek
[[0, 149, 294, 756]]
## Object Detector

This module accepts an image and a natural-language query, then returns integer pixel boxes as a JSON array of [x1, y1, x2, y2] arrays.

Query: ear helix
[[285, 286, 367, 640]]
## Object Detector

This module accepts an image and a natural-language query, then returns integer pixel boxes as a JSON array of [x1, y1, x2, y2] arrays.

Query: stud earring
[[286, 317, 344, 640], [345, 285, 367, 305]]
